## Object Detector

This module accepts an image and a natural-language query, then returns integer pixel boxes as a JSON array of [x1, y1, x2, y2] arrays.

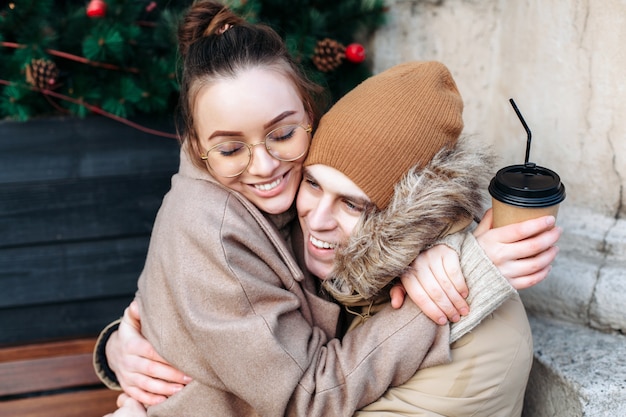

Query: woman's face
[[194, 67, 309, 214], [296, 164, 370, 279]]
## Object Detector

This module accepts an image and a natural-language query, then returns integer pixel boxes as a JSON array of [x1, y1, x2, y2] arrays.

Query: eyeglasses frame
[[200, 124, 312, 178]]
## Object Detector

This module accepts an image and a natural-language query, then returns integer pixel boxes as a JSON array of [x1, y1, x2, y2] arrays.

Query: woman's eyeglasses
[[201, 124, 312, 178]]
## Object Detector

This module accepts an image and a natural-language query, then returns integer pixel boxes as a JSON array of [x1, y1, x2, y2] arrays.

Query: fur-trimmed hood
[[324, 137, 495, 305]]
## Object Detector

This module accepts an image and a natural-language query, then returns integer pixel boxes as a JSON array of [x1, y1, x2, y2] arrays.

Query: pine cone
[[26, 59, 60, 90], [312, 38, 346, 72]]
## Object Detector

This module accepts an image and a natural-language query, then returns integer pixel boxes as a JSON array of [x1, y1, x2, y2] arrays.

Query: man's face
[[296, 164, 371, 279]]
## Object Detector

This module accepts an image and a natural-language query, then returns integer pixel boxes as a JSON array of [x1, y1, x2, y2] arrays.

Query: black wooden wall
[[0, 117, 180, 345]]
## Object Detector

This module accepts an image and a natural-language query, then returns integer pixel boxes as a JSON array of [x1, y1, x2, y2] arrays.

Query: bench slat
[[0, 353, 101, 396], [0, 388, 119, 417], [0, 338, 105, 397], [0, 338, 94, 362]]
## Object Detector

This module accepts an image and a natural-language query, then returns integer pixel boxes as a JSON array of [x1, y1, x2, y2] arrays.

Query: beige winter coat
[[132, 148, 454, 417], [94, 139, 515, 416]]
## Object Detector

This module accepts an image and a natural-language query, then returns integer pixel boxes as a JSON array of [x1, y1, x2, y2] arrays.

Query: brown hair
[[176, 1, 326, 170]]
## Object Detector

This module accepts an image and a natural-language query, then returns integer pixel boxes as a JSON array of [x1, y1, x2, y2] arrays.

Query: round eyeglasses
[[201, 124, 312, 178]]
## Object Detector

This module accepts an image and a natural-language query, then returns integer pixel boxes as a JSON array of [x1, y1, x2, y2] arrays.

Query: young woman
[[97, 2, 561, 416], [96, 3, 450, 415]]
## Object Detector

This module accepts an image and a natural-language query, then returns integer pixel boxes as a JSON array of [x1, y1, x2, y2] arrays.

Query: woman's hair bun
[[177, 1, 244, 57]]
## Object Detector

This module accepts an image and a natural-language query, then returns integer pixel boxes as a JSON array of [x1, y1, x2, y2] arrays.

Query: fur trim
[[324, 137, 495, 305]]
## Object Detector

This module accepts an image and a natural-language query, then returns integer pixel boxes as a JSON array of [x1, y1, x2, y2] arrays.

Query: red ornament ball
[[345, 43, 366, 63], [86, 0, 107, 18], [146, 1, 158, 13]]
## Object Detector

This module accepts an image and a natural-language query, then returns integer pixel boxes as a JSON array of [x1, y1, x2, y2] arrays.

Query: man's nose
[[307, 199, 337, 231]]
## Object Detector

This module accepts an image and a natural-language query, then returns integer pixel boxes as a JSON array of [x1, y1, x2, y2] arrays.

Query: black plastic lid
[[488, 163, 566, 208]]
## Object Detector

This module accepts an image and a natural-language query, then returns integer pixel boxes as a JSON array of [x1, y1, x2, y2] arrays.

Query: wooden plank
[[0, 388, 119, 417], [0, 174, 172, 248], [0, 338, 95, 363], [0, 353, 101, 396], [0, 116, 179, 184], [0, 338, 118, 416], [0, 298, 132, 346], [0, 237, 146, 308]]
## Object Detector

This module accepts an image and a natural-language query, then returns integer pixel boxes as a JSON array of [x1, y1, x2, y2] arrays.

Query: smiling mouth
[[310, 235, 337, 250], [254, 176, 282, 191]]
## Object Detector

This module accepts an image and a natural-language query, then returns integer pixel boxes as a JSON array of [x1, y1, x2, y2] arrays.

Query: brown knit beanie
[[305, 61, 464, 209]]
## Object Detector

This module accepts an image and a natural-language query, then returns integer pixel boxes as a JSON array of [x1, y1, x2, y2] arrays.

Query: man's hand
[[106, 300, 191, 405]]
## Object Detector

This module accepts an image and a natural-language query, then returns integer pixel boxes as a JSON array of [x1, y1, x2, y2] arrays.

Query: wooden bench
[[0, 337, 119, 417]]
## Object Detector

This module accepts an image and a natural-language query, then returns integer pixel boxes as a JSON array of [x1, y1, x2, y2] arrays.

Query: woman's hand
[[392, 244, 469, 325], [390, 209, 562, 324], [473, 209, 562, 289], [106, 300, 191, 405], [103, 393, 147, 417]]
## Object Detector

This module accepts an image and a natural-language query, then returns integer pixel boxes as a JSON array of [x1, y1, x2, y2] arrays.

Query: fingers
[[389, 284, 407, 309], [400, 272, 449, 325], [500, 246, 559, 290], [439, 249, 469, 300], [477, 215, 557, 244], [508, 226, 561, 260], [117, 342, 191, 397], [479, 226, 561, 272], [401, 245, 470, 325], [129, 299, 142, 324], [506, 265, 552, 290], [118, 354, 187, 405], [474, 214, 562, 291], [124, 384, 169, 407], [122, 306, 141, 332], [116, 393, 131, 408], [109, 393, 148, 417], [421, 250, 469, 319], [473, 208, 493, 236], [140, 355, 191, 387], [113, 312, 191, 405]]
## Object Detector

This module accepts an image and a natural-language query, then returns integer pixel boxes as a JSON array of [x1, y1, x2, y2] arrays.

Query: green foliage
[[0, 0, 386, 122]]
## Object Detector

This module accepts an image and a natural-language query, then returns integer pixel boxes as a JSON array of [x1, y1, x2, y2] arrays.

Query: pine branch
[[0, 79, 178, 140], [1, 41, 140, 73]]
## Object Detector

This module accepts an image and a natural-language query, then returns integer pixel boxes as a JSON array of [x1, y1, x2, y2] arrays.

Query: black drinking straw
[[509, 98, 532, 165]]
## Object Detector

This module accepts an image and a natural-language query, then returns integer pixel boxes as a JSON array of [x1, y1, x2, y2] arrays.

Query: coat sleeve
[[440, 232, 517, 342], [92, 318, 122, 390], [139, 180, 451, 417]]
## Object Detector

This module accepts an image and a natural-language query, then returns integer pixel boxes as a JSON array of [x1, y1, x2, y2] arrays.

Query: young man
[[298, 60, 550, 415]]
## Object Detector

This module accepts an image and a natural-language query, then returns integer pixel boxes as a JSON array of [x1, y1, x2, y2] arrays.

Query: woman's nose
[[246, 142, 280, 176]]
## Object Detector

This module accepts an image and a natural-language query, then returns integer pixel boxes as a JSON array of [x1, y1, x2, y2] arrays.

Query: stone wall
[[369, 0, 626, 414]]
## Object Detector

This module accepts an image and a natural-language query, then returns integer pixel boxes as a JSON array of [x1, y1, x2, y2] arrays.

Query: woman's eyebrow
[[207, 111, 299, 141], [208, 130, 244, 140], [264, 111, 297, 128]]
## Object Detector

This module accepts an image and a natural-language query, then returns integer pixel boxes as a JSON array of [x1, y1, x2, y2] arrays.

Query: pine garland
[[0, 0, 386, 131]]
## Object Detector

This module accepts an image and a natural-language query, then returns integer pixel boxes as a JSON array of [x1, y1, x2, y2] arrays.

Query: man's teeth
[[255, 177, 281, 191], [310, 236, 336, 249]]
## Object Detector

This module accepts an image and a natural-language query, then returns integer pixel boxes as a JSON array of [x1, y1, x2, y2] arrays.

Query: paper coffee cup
[[488, 163, 566, 228]]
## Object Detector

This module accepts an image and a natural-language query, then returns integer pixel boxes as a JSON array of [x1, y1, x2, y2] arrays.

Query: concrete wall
[[369, 0, 626, 414]]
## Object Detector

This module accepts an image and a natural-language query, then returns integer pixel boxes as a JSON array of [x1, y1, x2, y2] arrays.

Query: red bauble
[[146, 1, 158, 13], [345, 43, 366, 63], [86, 0, 107, 18]]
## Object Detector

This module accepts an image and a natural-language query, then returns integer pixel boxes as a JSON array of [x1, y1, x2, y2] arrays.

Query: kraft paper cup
[[488, 163, 566, 228]]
